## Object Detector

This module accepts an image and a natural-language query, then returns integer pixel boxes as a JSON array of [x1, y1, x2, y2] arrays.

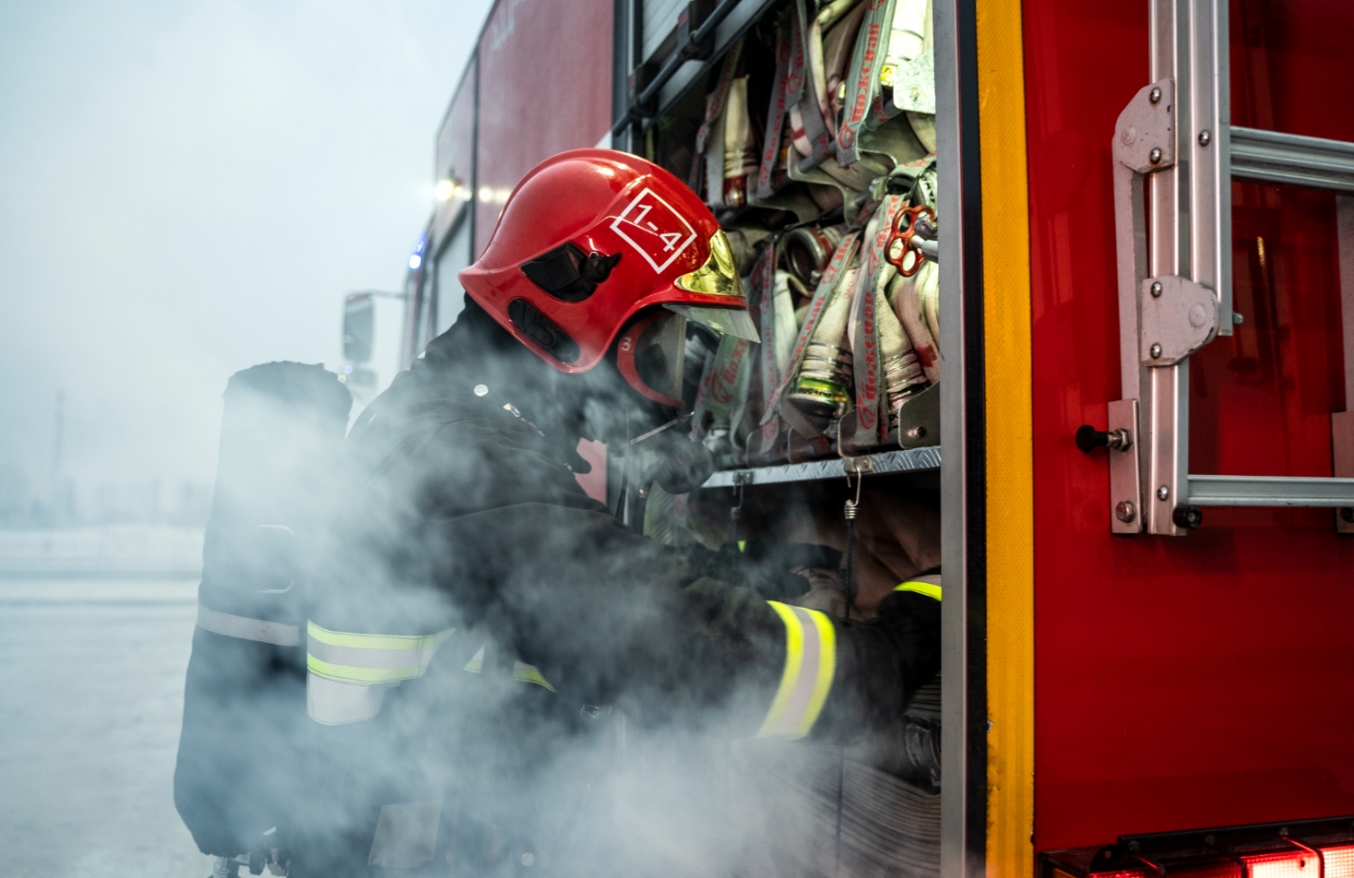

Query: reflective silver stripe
[[368, 801, 441, 868], [307, 673, 392, 725], [197, 605, 299, 647], [757, 602, 837, 739], [308, 639, 436, 671]]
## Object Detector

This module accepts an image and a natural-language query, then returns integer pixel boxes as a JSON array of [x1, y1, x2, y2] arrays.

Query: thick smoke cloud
[[180, 312, 940, 876]]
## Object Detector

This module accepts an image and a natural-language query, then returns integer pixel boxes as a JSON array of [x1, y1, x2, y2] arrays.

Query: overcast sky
[[0, 0, 494, 512]]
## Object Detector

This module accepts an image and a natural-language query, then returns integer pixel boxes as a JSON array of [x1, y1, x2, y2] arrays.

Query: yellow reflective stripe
[[894, 580, 943, 601], [305, 621, 454, 685], [756, 602, 835, 739], [757, 601, 804, 737], [512, 661, 556, 692], [307, 654, 422, 684], [306, 621, 452, 652], [462, 646, 485, 674]]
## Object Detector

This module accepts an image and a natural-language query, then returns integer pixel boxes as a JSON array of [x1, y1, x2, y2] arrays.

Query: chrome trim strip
[[936, 0, 986, 874]]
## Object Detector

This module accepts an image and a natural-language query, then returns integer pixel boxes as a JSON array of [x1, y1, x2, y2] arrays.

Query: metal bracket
[[1112, 74, 1184, 536], [845, 456, 876, 476], [1113, 79, 1176, 174], [1140, 275, 1219, 366], [1113, 79, 1177, 406], [1108, 400, 1144, 534]]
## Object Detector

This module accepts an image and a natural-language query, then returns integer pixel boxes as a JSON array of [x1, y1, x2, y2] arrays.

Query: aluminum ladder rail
[[1106, 0, 1354, 535]]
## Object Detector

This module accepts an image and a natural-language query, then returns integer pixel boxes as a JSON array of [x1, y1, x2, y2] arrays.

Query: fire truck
[[339, 0, 1354, 875]]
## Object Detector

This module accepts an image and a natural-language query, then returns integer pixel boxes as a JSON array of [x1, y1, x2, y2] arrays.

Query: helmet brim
[[664, 304, 760, 342]]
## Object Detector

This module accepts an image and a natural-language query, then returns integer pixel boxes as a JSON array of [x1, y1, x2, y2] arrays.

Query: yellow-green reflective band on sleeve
[[756, 601, 836, 739], [893, 577, 942, 602], [306, 621, 454, 685], [513, 661, 556, 692], [461, 648, 553, 690]]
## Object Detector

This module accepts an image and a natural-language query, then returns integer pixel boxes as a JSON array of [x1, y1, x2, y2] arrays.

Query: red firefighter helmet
[[459, 149, 758, 408]]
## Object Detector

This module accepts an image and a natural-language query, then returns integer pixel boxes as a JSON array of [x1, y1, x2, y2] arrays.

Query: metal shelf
[[701, 446, 942, 488]]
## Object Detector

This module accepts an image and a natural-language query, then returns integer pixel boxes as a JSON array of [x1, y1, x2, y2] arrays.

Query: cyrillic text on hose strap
[[757, 601, 837, 739], [196, 605, 299, 647]]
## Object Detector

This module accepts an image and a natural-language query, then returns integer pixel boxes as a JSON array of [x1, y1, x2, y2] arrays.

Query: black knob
[[1076, 424, 1132, 453], [1172, 505, 1204, 529], [1076, 425, 1107, 452]]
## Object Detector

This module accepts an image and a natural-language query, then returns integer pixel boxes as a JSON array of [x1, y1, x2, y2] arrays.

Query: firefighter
[[299, 149, 940, 875]]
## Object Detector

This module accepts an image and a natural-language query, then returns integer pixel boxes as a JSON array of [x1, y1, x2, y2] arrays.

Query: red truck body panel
[[1025, 0, 1354, 850], [474, 0, 614, 258]]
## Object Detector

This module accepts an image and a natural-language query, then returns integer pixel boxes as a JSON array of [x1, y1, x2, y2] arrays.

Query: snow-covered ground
[[0, 577, 211, 877], [0, 526, 203, 578]]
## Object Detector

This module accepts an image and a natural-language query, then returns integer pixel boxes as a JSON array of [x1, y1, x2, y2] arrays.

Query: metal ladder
[[1104, 0, 1354, 535]]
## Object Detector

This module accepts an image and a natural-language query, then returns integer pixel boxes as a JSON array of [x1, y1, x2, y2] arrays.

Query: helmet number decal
[[609, 188, 697, 274]]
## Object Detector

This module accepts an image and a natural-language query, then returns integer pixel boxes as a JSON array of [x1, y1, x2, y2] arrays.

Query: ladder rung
[[1230, 126, 1354, 193], [1188, 473, 1354, 507]]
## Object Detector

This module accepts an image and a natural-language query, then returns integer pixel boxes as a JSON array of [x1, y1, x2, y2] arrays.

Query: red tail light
[[1040, 816, 1354, 878], [1242, 842, 1354, 878], [1243, 851, 1319, 878], [1318, 845, 1354, 878]]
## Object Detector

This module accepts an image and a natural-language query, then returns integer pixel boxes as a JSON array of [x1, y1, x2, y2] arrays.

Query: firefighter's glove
[[814, 590, 942, 744], [681, 541, 818, 601], [633, 428, 715, 495]]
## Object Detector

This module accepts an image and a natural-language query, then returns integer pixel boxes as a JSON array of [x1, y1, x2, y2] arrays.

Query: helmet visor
[[616, 309, 688, 408], [665, 303, 760, 342]]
